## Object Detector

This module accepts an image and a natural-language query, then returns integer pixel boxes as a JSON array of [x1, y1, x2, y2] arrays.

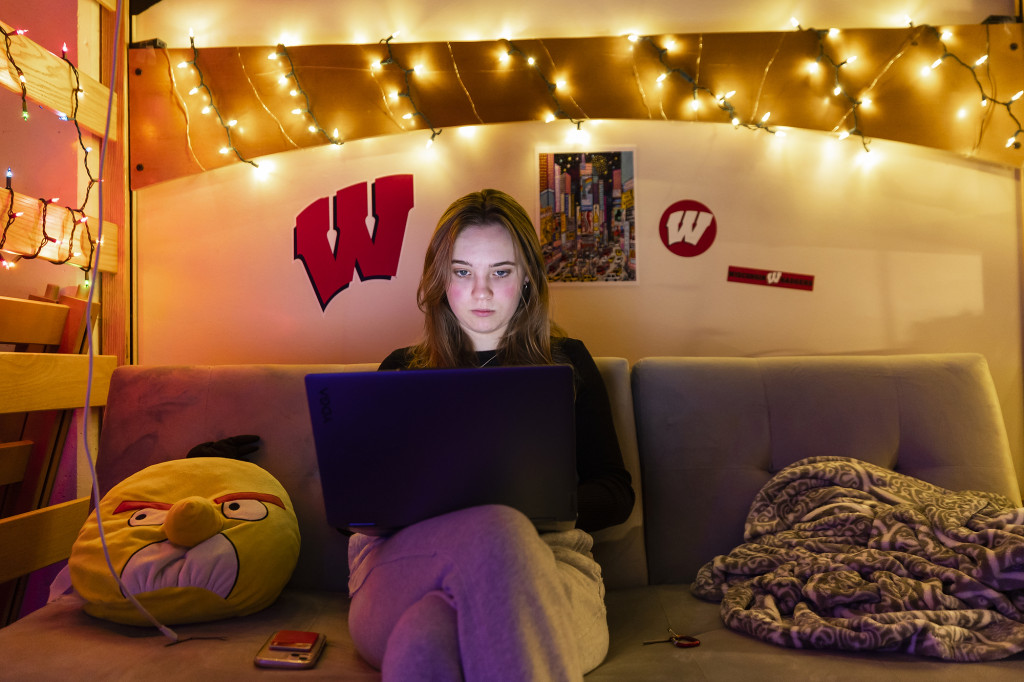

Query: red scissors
[[643, 628, 700, 648]]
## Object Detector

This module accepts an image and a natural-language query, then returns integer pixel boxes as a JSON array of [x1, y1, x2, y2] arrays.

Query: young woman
[[347, 189, 635, 680]]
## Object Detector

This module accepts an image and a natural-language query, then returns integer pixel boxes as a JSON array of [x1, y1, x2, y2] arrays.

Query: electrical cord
[[79, 0, 180, 644]]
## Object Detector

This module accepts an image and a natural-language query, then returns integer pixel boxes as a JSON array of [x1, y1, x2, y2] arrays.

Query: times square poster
[[538, 151, 636, 283]]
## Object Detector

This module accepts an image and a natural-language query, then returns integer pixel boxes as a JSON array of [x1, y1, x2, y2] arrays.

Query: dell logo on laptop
[[319, 388, 332, 424]]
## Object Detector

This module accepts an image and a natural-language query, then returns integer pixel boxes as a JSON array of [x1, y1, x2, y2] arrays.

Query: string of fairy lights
[[921, 24, 1024, 149], [376, 32, 443, 147], [1, 25, 100, 275], [177, 29, 258, 168], [273, 43, 342, 146], [164, 19, 1022, 178], [1, 25, 29, 120], [501, 38, 586, 131], [632, 33, 781, 139]]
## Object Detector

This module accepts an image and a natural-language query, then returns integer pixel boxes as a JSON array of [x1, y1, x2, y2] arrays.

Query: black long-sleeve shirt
[[379, 337, 635, 532]]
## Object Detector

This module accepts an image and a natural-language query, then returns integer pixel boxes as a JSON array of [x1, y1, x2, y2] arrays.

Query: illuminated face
[[69, 458, 300, 626], [446, 223, 527, 352]]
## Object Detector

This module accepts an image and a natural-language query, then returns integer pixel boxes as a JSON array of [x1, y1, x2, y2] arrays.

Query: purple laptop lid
[[305, 365, 577, 535]]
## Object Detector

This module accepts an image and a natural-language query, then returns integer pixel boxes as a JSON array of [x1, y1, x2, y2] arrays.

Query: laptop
[[305, 365, 577, 536]]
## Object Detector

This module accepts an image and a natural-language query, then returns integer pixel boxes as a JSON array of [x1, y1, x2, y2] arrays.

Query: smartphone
[[254, 630, 326, 669]]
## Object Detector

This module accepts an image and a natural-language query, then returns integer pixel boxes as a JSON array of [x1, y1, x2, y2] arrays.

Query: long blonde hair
[[408, 189, 559, 368]]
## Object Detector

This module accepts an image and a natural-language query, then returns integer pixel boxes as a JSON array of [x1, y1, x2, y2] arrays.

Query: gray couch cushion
[[631, 354, 1022, 585], [591, 357, 648, 589], [593, 586, 1024, 681], [0, 589, 377, 680]]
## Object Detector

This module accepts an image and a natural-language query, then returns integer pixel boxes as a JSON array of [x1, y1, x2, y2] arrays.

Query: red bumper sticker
[[728, 266, 814, 291]]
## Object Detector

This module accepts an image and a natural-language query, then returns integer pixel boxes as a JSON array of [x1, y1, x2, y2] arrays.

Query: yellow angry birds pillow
[[69, 457, 300, 626]]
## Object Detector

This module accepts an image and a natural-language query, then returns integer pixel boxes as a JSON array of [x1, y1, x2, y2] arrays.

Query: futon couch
[[1, 353, 1023, 680]]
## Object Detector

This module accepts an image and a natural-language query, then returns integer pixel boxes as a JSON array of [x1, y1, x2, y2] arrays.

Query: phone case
[[254, 631, 326, 669]]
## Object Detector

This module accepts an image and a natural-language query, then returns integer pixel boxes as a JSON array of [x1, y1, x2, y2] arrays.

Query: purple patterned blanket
[[691, 456, 1024, 661]]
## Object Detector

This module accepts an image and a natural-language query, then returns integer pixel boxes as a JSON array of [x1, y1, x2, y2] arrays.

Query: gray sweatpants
[[347, 505, 609, 681]]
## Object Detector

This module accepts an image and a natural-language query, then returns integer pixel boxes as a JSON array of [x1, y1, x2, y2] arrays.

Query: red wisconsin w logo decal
[[294, 174, 415, 310]]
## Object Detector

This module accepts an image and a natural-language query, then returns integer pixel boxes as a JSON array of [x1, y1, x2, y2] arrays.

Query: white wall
[[135, 119, 1024, 467]]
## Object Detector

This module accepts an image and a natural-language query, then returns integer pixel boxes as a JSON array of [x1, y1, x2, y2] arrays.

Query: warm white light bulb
[[828, 28, 840, 38], [807, 61, 820, 74], [527, 57, 536, 65], [254, 160, 276, 181], [761, 112, 771, 122], [627, 34, 639, 43], [790, 17, 800, 28], [1012, 90, 1024, 101], [567, 125, 590, 145], [975, 55, 988, 66], [291, 108, 303, 115], [544, 113, 556, 123]]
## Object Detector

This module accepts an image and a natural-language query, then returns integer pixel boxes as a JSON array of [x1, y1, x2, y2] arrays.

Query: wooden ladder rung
[[0, 497, 91, 584]]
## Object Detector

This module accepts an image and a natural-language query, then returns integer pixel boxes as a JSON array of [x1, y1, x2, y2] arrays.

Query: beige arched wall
[[135, 119, 1023, 481]]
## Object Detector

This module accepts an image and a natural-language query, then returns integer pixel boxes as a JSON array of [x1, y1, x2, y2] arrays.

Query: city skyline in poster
[[538, 151, 636, 283]]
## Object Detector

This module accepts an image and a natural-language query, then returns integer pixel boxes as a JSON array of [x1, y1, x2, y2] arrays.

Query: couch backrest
[[95, 358, 645, 592], [97, 363, 376, 592], [590, 358, 648, 589], [631, 353, 1022, 585]]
